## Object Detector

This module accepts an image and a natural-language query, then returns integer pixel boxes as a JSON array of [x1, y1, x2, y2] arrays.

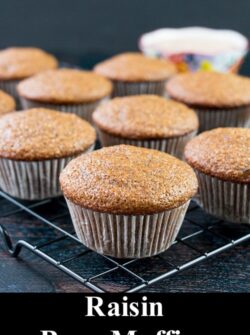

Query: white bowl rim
[[139, 27, 248, 56]]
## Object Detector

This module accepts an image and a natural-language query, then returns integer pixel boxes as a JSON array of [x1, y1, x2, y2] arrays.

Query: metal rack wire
[[0, 189, 250, 292]]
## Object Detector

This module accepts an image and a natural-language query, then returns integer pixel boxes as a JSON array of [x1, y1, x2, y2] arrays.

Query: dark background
[[0, 0, 250, 72]]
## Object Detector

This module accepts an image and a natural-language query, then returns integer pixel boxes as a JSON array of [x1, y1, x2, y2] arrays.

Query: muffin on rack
[[0, 47, 58, 102], [0, 90, 15, 116], [166, 71, 250, 132], [0, 108, 96, 200], [17, 68, 113, 124], [93, 95, 198, 158], [60, 145, 198, 258], [94, 52, 176, 97], [185, 127, 250, 224]]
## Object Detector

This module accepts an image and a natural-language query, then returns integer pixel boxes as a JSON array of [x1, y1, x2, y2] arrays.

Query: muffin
[[17, 68, 113, 124], [0, 47, 58, 103], [0, 108, 96, 200], [185, 128, 250, 223], [0, 90, 16, 116], [93, 95, 198, 158], [94, 52, 176, 97], [166, 71, 250, 131], [60, 145, 198, 258]]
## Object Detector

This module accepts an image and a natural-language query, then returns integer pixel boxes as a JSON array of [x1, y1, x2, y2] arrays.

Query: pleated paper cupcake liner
[[0, 145, 94, 200], [20, 97, 110, 124], [112, 80, 167, 97], [0, 79, 21, 108], [195, 105, 250, 132], [97, 129, 197, 159], [65, 198, 190, 258], [195, 170, 250, 224]]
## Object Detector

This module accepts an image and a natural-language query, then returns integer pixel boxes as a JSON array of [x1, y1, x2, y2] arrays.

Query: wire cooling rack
[[0, 189, 250, 292]]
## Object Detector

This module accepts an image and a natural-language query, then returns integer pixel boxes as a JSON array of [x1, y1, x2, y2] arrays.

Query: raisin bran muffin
[[0, 108, 96, 200], [0, 90, 16, 116], [167, 71, 250, 131], [93, 95, 198, 158], [60, 145, 198, 258], [17, 68, 113, 124], [185, 128, 250, 223], [0, 47, 58, 102], [94, 52, 176, 97]]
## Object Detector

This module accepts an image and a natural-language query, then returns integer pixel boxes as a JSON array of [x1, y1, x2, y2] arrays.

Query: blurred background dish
[[139, 27, 248, 73]]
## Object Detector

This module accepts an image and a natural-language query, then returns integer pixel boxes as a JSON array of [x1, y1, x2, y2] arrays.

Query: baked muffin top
[[185, 128, 250, 183], [60, 145, 198, 214], [17, 68, 113, 104], [93, 95, 198, 139], [0, 47, 58, 80], [0, 108, 96, 161], [166, 71, 250, 108], [94, 52, 176, 82], [0, 90, 15, 115]]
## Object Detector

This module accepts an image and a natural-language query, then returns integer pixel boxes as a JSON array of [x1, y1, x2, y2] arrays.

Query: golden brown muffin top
[[17, 68, 113, 104], [185, 128, 250, 183], [0, 90, 16, 115], [0, 108, 96, 161], [93, 95, 198, 139], [0, 47, 58, 80], [60, 145, 198, 214], [94, 52, 176, 82], [167, 71, 250, 108]]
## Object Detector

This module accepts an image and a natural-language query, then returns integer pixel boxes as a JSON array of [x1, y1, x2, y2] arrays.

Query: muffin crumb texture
[[167, 71, 250, 108], [0, 108, 96, 160], [17, 68, 113, 104], [0, 47, 58, 80], [94, 52, 176, 82], [185, 128, 250, 183], [60, 145, 198, 214], [93, 95, 198, 139], [0, 90, 15, 115]]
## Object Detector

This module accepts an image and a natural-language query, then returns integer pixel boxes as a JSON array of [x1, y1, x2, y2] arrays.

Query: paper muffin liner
[[65, 198, 190, 258], [0, 79, 21, 108], [0, 145, 94, 200], [195, 105, 250, 132], [111, 80, 167, 97], [20, 97, 110, 124], [97, 129, 197, 159], [194, 170, 250, 224]]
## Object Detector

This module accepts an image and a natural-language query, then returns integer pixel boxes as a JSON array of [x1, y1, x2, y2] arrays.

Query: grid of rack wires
[[0, 189, 250, 292]]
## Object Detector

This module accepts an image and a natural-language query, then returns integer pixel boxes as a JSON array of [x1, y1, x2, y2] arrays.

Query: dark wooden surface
[[0, 195, 249, 293]]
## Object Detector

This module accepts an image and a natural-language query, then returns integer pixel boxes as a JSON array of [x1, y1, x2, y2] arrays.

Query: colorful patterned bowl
[[139, 27, 248, 73]]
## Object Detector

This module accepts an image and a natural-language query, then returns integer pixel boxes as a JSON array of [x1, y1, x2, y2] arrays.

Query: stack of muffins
[[0, 45, 249, 260]]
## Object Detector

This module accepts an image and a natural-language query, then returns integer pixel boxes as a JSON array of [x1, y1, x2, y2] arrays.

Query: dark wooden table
[[0, 193, 249, 293]]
